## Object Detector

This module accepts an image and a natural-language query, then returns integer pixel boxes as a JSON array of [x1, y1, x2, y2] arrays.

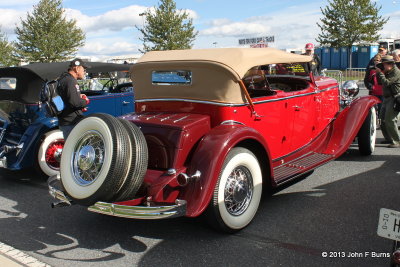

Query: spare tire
[[60, 113, 135, 205], [113, 118, 148, 202]]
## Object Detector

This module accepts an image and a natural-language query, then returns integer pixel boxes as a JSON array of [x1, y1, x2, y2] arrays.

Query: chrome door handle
[[293, 105, 303, 111], [122, 101, 130, 105]]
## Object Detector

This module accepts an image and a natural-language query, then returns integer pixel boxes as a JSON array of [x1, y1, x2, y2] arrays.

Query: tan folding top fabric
[[130, 48, 312, 104]]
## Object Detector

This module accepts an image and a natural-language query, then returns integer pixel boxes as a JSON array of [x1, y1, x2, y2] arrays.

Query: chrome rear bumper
[[48, 174, 187, 219], [88, 199, 187, 219]]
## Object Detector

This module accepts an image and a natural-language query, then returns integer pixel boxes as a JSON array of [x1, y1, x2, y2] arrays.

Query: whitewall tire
[[37, 129, 64, 177], [60, 113, 131, 205], [206, 147, 263, 232], [358, 106, 377, 156]]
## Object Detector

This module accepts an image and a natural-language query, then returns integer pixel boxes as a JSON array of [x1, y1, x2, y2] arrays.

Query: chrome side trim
[[136, 98, 245, 107], [220, 120, 245, 125], [88, 199, 187, 219]]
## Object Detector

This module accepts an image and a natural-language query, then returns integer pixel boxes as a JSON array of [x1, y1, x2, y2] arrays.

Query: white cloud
[[65, 5, 147, 33], [201, 22, 271, 38], [198, 4, 321, 50], [0, 9, 26, 34]]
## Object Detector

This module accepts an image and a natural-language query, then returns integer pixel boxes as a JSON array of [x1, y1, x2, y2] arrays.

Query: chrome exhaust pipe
[[177, 170, 201, 186]]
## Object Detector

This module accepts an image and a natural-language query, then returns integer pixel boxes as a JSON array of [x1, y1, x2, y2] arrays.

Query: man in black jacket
[[57, 58, 90, 139]]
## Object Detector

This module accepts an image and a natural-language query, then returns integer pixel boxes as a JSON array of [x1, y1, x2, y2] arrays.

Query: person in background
[[302, 43, 321, 76], [364, 47, 387, 84], [393, 49, 400, 68], [57, 58, 90, 139], [363, 47, 388, 116], [375, 55, 400, 148]]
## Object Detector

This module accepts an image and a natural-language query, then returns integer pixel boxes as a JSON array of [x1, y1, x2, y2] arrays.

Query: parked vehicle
[[0, 62, 134, 177], [49, 48, 379, 232]]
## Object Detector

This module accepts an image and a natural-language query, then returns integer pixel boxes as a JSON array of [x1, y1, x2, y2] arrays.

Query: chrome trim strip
[[136, 98, 245, 107], [220, 120, 245, 125], [88, 199, 187, 219]]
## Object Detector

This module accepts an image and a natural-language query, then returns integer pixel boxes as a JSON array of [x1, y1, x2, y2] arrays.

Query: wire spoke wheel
[[72, 130, 105, 186], [224, 166, 253, 216]]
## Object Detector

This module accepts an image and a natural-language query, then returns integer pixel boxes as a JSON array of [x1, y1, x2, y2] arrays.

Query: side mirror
[[342, 80, 359, 97]]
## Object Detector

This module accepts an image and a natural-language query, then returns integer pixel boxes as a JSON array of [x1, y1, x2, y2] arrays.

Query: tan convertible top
[[134, 47, 311, 79], [130, 48, 312, 104]]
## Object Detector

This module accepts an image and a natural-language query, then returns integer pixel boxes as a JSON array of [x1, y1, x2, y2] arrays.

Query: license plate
[[377, 208, 400, 241]]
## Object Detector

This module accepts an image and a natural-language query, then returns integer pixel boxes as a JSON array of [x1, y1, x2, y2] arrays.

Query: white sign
[[239, 36, 275, 45]]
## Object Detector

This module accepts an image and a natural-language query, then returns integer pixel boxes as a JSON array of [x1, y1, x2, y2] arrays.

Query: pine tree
[[0, 30, 18, 66], [137, 0, 198, 52], [317, 0, 388, 48], [15, 0, 85, 63]]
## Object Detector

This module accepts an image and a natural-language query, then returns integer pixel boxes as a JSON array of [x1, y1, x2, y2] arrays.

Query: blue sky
[[0, 0, 399, 61]]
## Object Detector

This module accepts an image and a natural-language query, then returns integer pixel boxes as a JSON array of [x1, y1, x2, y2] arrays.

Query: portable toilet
[[357, 45, 378, 68], [315, 47, 322, 63], [330, 47, 340, 69], [339, 46, 359, 69], [340, 47, 349, 69], [321, 47, 331, 69]]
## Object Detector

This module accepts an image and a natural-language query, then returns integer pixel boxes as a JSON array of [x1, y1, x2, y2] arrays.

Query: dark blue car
[[0, 62, 134, 177]]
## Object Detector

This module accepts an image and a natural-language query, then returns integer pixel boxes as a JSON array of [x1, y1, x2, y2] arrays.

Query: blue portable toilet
[[321, 47, 331, 69], [330, 47, 340, 69], [315, 47, 322, 63], [340, 47, 349, 69], [357, 45, 378, 68], [339, 46, 359, 69]]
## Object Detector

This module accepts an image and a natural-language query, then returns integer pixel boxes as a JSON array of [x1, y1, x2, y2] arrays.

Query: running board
[[273, 152, 334, 182]]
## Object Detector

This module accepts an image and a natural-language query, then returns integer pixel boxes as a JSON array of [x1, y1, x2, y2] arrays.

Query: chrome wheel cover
[[224, 166, 253, 216], [72, 130, 105, 186]]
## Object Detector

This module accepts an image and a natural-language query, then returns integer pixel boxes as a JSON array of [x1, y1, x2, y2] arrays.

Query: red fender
[[324, 95, 380, 157], [183, 124, 272, 217]]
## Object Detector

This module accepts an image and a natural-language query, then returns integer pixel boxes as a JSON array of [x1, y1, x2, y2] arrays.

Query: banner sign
[[239, 36, 275, 45]]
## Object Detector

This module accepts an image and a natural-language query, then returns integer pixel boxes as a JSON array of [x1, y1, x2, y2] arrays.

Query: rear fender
[[7, 118, 59, 170], [324, 95, 380, 157], [183, 124, 272, 217]]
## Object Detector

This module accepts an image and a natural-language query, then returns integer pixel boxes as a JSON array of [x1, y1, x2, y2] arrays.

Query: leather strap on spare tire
[[113, 118, 148, 202], [60, 113, 146, 206]]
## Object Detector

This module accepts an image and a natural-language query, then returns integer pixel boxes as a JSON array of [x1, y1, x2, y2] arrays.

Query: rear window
[[0, 78, 16, 90], [152, 70, 192, 85]]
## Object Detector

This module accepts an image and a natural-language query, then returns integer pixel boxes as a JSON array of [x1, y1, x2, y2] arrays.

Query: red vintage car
[[48, 48, 379, 232]]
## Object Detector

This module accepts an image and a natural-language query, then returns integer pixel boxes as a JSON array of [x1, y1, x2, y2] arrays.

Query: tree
[[0, 29, 18, 66], [137, 0, 198, 52], [15, 0, 85, 63], [317, 0, 388, 67]]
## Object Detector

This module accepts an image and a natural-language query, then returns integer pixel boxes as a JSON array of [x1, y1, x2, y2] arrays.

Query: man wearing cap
[[302, 43, 321, 76], [57, 58, 90, 139], [375, 55, 400, 148]]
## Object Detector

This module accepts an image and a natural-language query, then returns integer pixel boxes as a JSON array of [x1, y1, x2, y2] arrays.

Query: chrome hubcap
[[224, 166, 253, 216], [54, 148, 63, 162], [72, 130, 105, 186], [77, 145, 96, 171]]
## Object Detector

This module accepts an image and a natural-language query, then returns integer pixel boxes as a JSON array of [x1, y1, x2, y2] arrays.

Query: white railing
[[322, 68, 367, 89]]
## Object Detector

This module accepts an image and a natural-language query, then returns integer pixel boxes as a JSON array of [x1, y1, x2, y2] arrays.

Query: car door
[[250, 91, 294, 159], [286, 88, 316, 152], [116, 92, 134, 115], [86, 94, 117, 115]]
